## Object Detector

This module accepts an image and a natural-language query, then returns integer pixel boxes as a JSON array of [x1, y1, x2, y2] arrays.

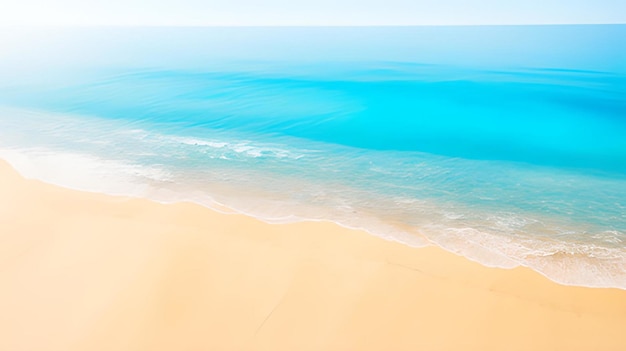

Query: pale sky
[[0, 0, 624, 26]]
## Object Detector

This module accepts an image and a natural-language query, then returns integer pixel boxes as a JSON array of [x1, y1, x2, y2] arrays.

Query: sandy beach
[[1, 158, 625, 351]]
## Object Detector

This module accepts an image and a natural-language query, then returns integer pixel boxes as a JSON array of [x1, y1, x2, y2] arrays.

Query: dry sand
[[1, 159, 625, 351]]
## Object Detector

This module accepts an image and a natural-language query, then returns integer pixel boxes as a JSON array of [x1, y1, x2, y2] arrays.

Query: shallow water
[[1, 26, 625, 288]]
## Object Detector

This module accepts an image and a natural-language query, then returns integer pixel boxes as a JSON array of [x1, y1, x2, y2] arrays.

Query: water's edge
[[2, 149, 624, 291]]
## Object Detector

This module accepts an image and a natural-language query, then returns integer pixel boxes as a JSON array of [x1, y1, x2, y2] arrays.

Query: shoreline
[[2, 149, 625, 290], [2, 159, 626, 350]]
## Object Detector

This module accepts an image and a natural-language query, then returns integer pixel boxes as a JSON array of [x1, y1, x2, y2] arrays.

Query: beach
[[1, 159, 626, 351], [2, 26, 626, 291]]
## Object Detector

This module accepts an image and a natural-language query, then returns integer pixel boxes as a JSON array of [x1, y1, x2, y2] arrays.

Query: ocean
[[0, 25, 625, 288]]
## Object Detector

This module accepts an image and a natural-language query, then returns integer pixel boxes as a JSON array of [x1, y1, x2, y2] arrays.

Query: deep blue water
[[0, 26, 625, 288]]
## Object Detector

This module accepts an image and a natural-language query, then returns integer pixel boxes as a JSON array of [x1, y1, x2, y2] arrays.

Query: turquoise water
[[1, 26, 625, 288]]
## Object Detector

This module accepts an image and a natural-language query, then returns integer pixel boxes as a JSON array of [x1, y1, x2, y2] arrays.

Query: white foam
[[173, 137, 228, 148], [425, 224, 626, 289], [161, 135, 305, 160], [0, 148, 172, 197]]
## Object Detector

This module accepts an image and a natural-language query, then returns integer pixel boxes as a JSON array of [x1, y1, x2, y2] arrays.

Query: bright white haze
[[0, 0, 624, 26]]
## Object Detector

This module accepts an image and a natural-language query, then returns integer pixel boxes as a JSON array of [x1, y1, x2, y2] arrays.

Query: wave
[[164, 136, 306, 160], [1, 142, 625, 290]]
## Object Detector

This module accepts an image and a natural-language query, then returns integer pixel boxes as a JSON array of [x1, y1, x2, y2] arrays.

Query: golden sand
[[1, 160, 625, 351]]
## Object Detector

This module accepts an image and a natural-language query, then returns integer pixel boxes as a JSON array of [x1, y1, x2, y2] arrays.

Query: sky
[[0, 0, 624, 26]]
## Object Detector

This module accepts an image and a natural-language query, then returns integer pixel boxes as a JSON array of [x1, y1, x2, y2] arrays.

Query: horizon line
[[2, 23, 625, 28]]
